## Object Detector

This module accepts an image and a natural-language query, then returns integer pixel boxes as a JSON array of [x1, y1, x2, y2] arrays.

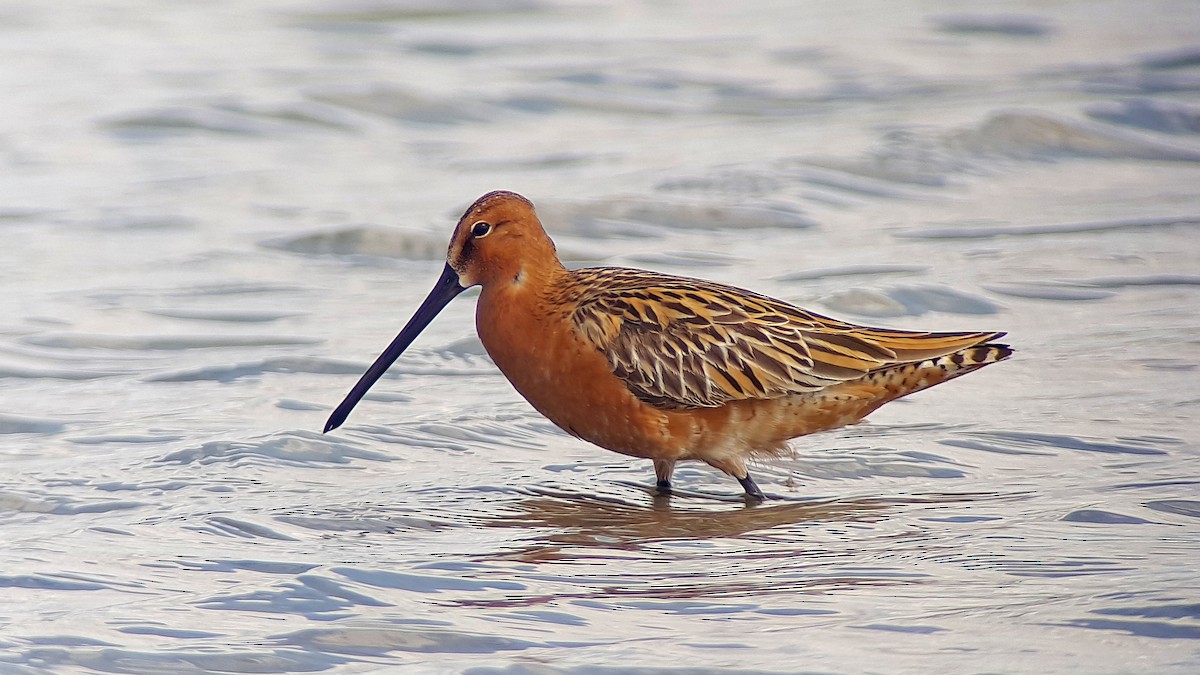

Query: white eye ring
[[470, 221, 492, 238]]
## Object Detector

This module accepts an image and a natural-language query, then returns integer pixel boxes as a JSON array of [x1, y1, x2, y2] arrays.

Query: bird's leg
[[654, 459, 675, 494], [704, 456, 766, 501], [737, 474, 766, 501]]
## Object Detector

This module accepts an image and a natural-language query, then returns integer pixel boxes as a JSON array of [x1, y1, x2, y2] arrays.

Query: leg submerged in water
[[654, 459, 674, 494], [738, 474, 765, 501]]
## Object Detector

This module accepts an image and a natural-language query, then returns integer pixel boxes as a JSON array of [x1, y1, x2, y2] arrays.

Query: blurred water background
[[2, 1, 1199, 673]]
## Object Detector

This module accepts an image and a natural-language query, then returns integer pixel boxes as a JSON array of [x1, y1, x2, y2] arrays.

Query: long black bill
[[323, 263, 466, 433]]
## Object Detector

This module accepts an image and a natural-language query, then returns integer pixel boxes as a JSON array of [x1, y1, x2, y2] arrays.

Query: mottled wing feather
[[564, 267, 1003, 410]]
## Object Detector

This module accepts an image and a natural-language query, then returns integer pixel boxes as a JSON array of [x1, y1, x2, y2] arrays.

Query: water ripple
[[158, 431, 393, 466], [23, 333, 319, 351], [820, 284, 1001, 317], [147, 356, 367, 383], [941, 431, 1172, 456], [261, 224, 449, 260], [0, 414, 68, 434], [9, 646, 347, 673], [952, 110, 1200, 162], [1143, 500, 1200, 519], [1086, 98, 1200, 135], [899, 214, 1200, 240], [536, 198, 816, 235], [334, 567, 524, 593], [195, 574, 390, 617], [272, 624, 543, 656]]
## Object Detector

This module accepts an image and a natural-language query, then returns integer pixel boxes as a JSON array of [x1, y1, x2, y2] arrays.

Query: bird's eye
[[470, 221, 492, 238]]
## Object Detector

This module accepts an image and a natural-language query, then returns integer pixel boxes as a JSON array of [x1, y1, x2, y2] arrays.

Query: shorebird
[[324, 191, 1012, 500]]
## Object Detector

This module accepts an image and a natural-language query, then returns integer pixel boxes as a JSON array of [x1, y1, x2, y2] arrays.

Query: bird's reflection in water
[[471, 488, 1004, 554], [480, 492, 890, 553], [450, 492, 999, 607]]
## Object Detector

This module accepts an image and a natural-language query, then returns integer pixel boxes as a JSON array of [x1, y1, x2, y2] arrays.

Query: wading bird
[[324, 191, 1012, 500]]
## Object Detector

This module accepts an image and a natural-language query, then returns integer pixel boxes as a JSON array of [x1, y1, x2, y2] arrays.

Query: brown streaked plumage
[[324, 190, 1013, 500]]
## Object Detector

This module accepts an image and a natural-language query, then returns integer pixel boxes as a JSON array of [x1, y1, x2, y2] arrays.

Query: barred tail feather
[[874, 342, 1013, 401]]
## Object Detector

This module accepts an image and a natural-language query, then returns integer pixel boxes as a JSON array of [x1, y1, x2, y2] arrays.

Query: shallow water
[[2, 1, 1200, 673]]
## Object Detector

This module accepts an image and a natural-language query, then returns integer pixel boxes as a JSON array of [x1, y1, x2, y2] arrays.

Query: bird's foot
[[655, 479, 672, 495]]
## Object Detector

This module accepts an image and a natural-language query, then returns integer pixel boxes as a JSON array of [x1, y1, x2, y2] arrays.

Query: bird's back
[[557, 266, 1009, 411]]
